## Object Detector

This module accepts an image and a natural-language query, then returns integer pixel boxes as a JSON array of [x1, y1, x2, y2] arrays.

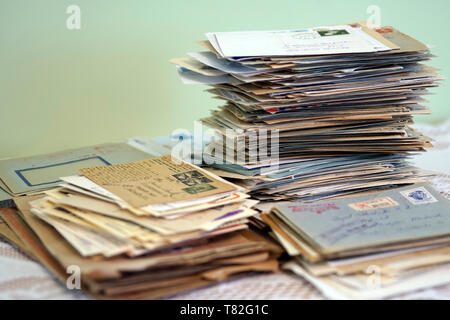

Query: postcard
[[208, 25, 395, 58], [79, 155, 238, 208]]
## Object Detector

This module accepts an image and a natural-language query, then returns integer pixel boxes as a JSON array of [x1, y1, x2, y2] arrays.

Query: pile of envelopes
[[262, 183, 450, 299], [171, 22, 441, 202], [0, 155, 281, 299]]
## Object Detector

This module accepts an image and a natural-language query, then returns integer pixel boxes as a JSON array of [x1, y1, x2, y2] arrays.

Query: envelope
[[271, 183, 450, 259], [0, 143, 151, 197]]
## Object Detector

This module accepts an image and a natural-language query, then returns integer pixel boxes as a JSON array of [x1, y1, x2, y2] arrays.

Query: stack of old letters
[[0, 152, 281, 299], [171, 22, 441, 203]]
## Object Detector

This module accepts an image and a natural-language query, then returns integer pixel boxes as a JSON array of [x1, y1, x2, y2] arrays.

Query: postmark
[[400, 187, 438, 205], [288, 203, 340, 214], [348, 197, 398, 211]]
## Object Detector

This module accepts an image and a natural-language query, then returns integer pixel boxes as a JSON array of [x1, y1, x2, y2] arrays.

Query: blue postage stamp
[[400, 186, 438, 205]]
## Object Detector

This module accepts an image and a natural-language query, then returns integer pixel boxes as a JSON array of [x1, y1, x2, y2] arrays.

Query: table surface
[[1, 121, 449, 300]]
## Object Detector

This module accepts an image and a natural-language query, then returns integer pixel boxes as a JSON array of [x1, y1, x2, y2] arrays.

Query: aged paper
[[79, 155, 236, 207]]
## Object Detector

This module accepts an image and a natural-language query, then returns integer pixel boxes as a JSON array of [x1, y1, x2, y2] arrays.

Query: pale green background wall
[[1, 0, 448, 158]]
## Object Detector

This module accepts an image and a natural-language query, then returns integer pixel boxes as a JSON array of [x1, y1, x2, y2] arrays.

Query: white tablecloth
[[1, 121, 449, 300]]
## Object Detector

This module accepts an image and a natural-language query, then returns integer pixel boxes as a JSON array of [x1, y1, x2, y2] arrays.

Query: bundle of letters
[[262, 183, 450, 299], [171, 22, 441, 203], [0, 152, 281, 299]]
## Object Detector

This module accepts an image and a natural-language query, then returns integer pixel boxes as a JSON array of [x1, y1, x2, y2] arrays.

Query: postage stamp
[[348, 197, 398, 211], [400, 187, 438, 205], [172, 170, 213, 186], [183, 184, 217, 194]]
